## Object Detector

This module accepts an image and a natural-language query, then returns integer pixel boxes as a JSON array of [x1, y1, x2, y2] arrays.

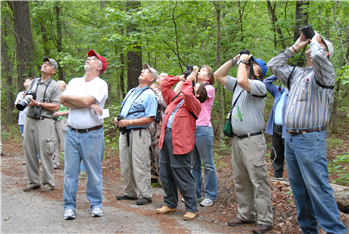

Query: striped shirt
[[267, 41, 335, 129]]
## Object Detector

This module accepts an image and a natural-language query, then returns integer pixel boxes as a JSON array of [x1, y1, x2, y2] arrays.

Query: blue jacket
[[263, 75, 289, 138]]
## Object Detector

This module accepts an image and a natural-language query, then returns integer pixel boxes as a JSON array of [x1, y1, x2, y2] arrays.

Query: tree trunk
[[7, 1, 35, 91], [266, 0, 286, 48], [1, 12, 15, 124], [214, 1, 225, 142], [293, 0, 309, 42], [126, 1, 142, 91], [55, 2, 65, 81]]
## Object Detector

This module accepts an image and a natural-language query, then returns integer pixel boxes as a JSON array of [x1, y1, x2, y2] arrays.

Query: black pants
[[271, 124, 285, 178], [159, 130, 198, 213]]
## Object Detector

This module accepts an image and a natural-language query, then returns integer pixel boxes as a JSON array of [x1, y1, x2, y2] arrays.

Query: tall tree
[[7, 1, 35, 91], [1, 7, 15, 124], [55, 2, 65, 81], [266, 1, 286, 48], [293, 0, 309, 41], [126, 1, 142, 91]]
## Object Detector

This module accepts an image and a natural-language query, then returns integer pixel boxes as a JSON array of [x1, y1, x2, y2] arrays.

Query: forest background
[[1, 1, 349, 185]]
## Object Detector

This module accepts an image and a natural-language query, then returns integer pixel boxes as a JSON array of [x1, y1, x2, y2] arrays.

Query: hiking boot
[[200, 198, 214, 207], [136, 197, 152, 205], [116, 194, 138, 200], [23, 185, 41, 192], [228, 217, 255, 227], [183, 212, 197, 221], [156, 205, 176, 214], [252, 224, 273, 234], [64, 209, 76, 220], [40, 184, 54, 192], [91, 207, 103, 217]]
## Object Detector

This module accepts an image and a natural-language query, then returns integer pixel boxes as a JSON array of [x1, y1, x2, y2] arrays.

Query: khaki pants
[[119, 129, 152, 200], [23, 117, 55, 187], [231, 133, 273, 226], [53, 118, 67, 167]]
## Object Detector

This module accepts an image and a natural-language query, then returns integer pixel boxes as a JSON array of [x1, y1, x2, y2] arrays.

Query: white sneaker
[[64, 209, 76, 220], [200, 198, 213, 207], [91, 207, 103, 217]]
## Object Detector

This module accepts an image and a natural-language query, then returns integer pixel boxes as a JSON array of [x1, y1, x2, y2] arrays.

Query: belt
[[287, 126, 326, 136], [234, 131, 263, 139], [27, 115, 51, 120], [165, 128, 172, 132], [130, 128, 146, 131], [69, 125, 103, 133]]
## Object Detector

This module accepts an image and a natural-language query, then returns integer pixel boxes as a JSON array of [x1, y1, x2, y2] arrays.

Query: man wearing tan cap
[[114, 63, 158, 206], [22, 58, 60, 192], [60, 50, 108, 220]]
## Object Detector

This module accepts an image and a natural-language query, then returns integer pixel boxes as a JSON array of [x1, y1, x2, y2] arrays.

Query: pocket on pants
[[45, 139, 55, 155], [253, 161, 267, 179]]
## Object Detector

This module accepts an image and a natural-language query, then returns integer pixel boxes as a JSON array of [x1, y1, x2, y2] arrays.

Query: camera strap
[[30, 77, 52, 103]]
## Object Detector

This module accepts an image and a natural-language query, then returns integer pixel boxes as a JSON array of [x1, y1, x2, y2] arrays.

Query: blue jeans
[[285, 130, 346, 234], [192, 126, 218, 200], [63, 127, 104, 211]]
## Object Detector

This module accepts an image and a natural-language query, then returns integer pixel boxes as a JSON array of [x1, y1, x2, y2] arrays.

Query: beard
[[84, 64, 90, 71]]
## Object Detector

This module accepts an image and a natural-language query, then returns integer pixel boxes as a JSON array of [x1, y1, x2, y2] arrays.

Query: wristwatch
[[237, 59, 247, 65], [37, 102, 41, 107]]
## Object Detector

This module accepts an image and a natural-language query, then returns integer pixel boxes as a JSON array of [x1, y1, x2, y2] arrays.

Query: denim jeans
[[64, 127, 104, 211], [192, 126, 218, 200], [285, 130, 346, 234]]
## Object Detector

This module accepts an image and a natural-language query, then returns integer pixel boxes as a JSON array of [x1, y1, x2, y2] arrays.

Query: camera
[[117, 114, 127, 134], [239, 49, 250, 56], [183, 65, 194, 78], [301, 25, 315, 40], [33, 105, 43, 119], [16, 90, 36, 111]]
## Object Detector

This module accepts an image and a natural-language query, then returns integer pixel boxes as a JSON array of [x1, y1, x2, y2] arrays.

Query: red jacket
[[159, 76, 202, 155]]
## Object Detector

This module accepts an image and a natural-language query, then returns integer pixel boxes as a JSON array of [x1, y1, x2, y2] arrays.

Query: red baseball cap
[[88, 50, 107, 75]]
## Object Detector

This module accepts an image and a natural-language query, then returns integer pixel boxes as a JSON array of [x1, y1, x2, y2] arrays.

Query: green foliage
[[326, 137, 344, 147], [328, 153, 349, 186]]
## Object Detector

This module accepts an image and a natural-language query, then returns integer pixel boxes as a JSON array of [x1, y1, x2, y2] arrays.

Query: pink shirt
[[196, 82, 215, 127]]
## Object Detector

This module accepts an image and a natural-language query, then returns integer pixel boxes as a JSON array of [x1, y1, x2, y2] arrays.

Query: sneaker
[[200, 198, 213, 207], [183, 212, 197, 221], [91, 207, 103, 217], [64, 209, 76, 220], [23, 185, 41, 192], [156, 205, 176, 214], [40, 184, 54, 192]]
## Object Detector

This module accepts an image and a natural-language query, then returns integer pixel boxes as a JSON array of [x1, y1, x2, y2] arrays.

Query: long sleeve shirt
[[267, 41, 335, 129], [263, 75, 288, 138], [159, 76, 201, 155]]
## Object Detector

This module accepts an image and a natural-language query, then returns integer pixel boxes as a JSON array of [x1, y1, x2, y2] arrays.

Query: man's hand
[[178, 75, 186, 82], [312, 31, 323, 44], [240, 54, 253, 64], [293, 33, 311, 52], [27, 96, 38, 107], [118, 119, 131, 128], [90, 104, 102, 115], [114, 117, 120, 127], [53, 112, 60, 118]]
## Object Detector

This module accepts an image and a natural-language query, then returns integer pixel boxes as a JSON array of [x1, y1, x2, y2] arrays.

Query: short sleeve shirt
[[120, 86, 158, 129], [225, 75, 266, 135], [26, 78, 61, 118], [65, 77, 108, 129], [15, 91, 27, 125]]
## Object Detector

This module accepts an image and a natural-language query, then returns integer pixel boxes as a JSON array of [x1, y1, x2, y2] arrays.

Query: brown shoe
[[156, 205, 176, 214], [183, 212, 197, 221], [252, 224, 273, 234], [228, 217, 255, 227], [40, 184, 54, 192], [23, 185, 41, 192]]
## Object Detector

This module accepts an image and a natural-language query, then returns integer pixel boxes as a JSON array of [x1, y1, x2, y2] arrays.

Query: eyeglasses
[[43, 62, 53, 67], [87, 56, 98, 60], [87, 56, 102, 66]]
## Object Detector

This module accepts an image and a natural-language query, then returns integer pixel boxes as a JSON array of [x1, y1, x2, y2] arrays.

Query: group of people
[[18, 31, 346, 234]]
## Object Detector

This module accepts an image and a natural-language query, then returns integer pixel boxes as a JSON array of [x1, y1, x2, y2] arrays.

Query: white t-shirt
[[65, 77, 108, 129], [15, 91, 27, 125]]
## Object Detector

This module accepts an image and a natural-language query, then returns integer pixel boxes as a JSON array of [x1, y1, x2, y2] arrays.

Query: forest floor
[[1, 118, 349, 233]]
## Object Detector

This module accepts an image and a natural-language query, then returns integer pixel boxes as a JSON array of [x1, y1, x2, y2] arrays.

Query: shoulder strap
[[287, 47, 307, 90], [119, 87, 149, 115], [315, 79, 334, 89], [171, 91, 198, 120], [252, 94, 267, 98], [229, 89, 245, 113]]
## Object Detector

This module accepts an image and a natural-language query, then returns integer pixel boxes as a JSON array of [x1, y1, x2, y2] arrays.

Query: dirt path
[[1, 147, 254, 233]]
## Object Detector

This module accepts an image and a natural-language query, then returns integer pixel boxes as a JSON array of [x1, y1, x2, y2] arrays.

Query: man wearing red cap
[[60, 50, 108, 220]]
